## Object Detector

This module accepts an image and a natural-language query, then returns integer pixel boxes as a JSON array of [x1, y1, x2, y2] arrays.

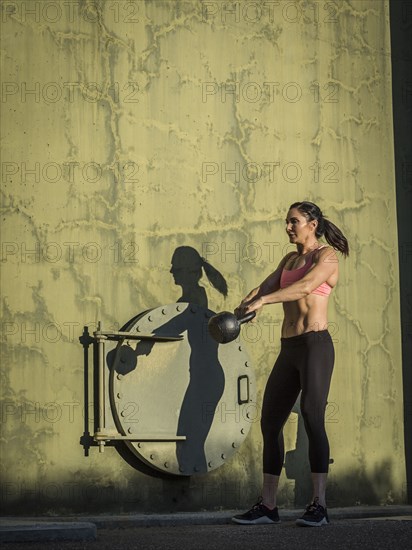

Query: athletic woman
[[232, 201, 349, 527]]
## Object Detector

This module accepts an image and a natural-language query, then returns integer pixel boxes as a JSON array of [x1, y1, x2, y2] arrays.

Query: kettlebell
[[208, 310, 256, 344]]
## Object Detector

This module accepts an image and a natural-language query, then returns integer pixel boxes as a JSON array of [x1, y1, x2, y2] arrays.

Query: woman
[[232, 201, 349, 527]]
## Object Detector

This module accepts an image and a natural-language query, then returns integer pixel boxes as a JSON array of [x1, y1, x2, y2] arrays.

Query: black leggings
[[261, 330, 335, 475]]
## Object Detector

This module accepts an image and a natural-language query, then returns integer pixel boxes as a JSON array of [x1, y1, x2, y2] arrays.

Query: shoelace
[[253, 498, 264, 510], [306, 498, 324, 513]]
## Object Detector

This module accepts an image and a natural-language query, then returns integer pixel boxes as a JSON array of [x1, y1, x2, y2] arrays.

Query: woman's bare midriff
[[281, 294, 330, 338]]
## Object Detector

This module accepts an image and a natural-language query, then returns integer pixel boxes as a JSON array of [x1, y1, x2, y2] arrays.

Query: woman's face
[[285, 208, 317, 245]]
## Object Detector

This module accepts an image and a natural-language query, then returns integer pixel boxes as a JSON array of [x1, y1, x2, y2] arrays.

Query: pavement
[[0, 505, 411, 547]]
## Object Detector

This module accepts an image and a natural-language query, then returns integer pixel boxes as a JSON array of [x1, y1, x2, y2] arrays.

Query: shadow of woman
[[154, 306, 224, 474], [108, 246, 229, 474], [163, 247, 229, 473]]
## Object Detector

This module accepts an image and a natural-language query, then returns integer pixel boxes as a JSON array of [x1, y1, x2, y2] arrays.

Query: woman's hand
[[235, 287, 260, 318], [244, 297, 265, 316], [234, 303, 248, 318], [235, 297, 264, 321]]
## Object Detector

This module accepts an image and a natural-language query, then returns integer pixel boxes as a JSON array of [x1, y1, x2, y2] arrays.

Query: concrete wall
[[0, 0, 407, 513]]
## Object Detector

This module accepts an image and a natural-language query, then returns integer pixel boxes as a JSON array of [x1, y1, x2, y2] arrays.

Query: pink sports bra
[[280, 248, 332, 297]]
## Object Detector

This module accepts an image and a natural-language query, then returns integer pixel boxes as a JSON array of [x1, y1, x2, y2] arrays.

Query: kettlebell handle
[[237, 311, 256, 324]]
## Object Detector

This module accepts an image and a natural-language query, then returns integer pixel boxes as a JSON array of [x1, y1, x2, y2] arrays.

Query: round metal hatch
[[108, 302, 256, 476]]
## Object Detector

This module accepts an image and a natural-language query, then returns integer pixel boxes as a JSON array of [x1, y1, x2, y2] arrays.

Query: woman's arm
[[244, 248, 338, 313], [235, 252, 295, 315]]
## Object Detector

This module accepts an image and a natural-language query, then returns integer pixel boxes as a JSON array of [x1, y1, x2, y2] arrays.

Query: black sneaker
[[295, 498, 329, 527], [232, 498, 280, 525]]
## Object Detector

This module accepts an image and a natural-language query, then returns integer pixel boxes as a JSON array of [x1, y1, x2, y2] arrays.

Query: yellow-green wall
[[0, 0, 406, 513]]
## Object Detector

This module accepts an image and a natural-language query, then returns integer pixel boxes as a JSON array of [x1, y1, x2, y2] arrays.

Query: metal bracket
[[92, 322, 184, 452], [94, 330, 183, 342], [93, 432, 186, 452]]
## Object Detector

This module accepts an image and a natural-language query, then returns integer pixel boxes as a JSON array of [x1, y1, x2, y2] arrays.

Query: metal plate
[[108, 303, 256, 476]]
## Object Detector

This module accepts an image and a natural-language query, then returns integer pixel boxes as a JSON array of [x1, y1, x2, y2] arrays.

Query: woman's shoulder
[[283, 251, 298, 260], [276, 251, 299, 272], [280, 250, 297, 266], [314, 245, 339, 265]]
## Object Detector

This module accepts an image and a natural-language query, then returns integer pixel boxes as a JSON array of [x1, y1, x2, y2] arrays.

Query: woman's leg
[[311, 472, 328, 508], [261, 473, 280, 509], [299, 332, 335, 508], [261, 348, 301, 508]]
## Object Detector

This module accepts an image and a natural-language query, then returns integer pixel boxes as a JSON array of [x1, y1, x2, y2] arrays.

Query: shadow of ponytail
[[202, 259, 228, 297]]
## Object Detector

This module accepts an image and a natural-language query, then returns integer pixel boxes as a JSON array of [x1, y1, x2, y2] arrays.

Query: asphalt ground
[[1, 516, 412, 550], [1, 517, 412, 550]]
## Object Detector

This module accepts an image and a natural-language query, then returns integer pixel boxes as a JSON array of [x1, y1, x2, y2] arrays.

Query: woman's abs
[[281, 299, 329, 338]]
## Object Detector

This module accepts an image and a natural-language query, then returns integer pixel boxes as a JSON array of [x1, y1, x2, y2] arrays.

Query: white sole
[[232, 517, 280, 525], [295, 517, 329, 527]]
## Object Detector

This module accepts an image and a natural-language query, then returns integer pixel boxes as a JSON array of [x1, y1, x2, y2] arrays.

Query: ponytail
[[322, 218, 349, 257]]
